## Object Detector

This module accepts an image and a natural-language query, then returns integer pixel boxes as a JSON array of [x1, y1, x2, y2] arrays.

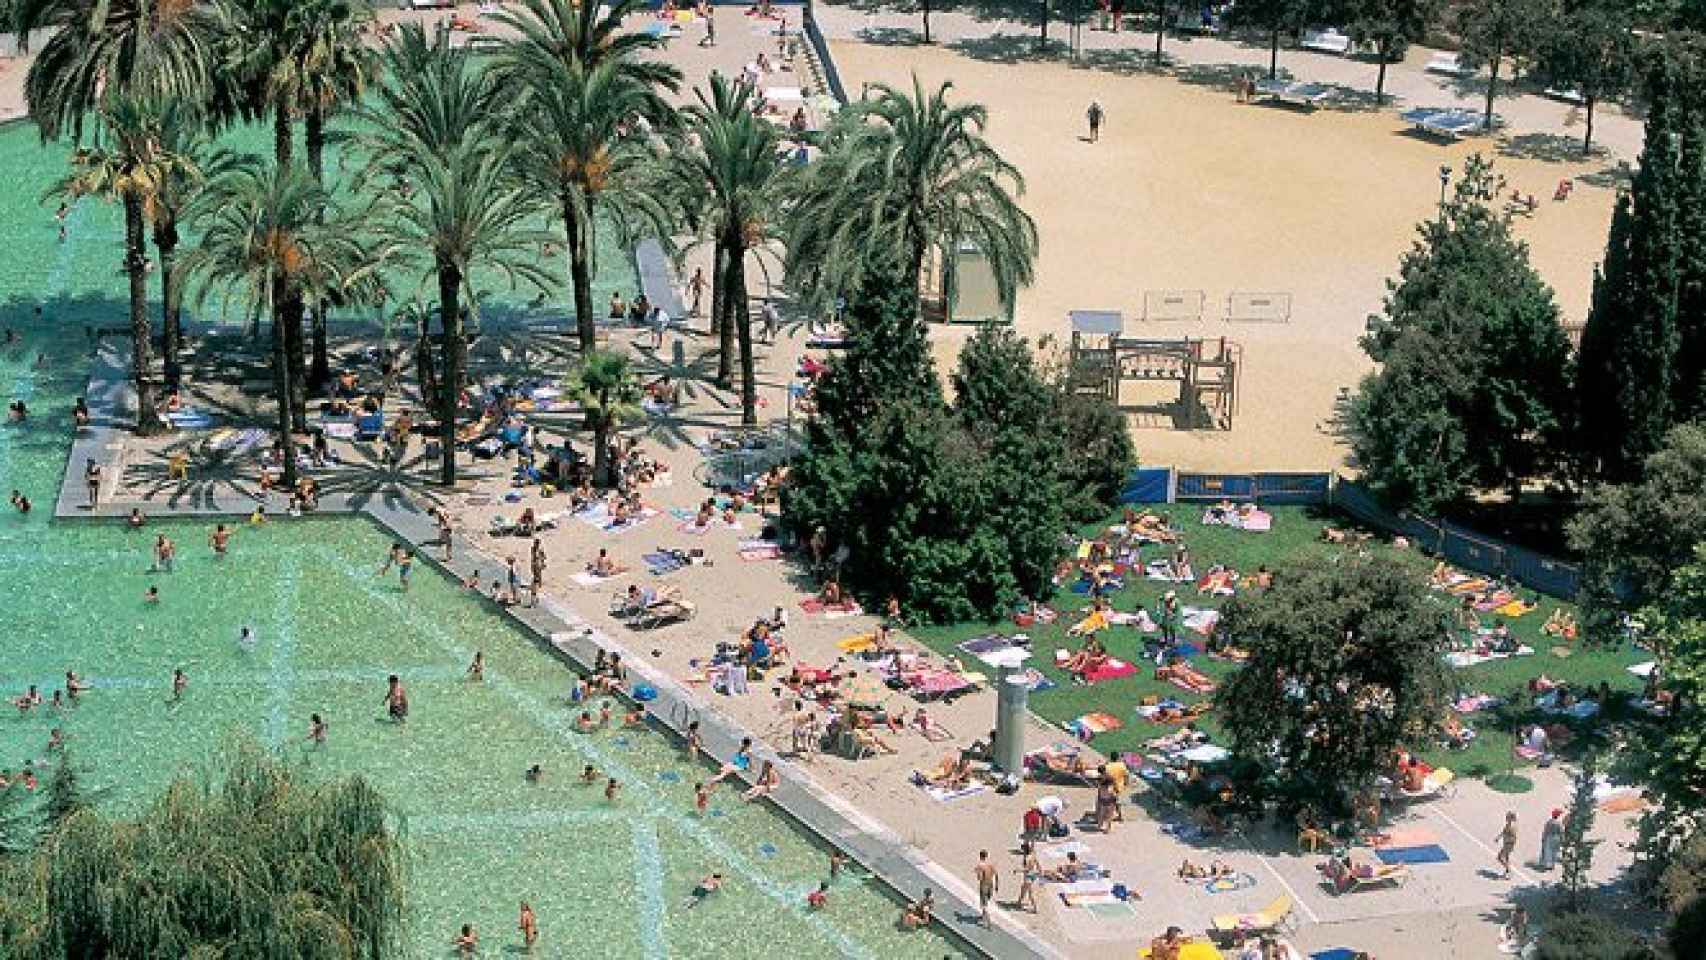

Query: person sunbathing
[[1147, 724, 1205, 752], [587, 549, 626, 577], [1176, 859, 1234, 881], [1061, 638, 1109, 679], [1045, 852, 1087, 882], [1542, 608, 1579, 640], [1129, 510, 1178, 543], [1156, 662, 1215, 692], [1197, 565, 1238, 596], [853, 719, 898, 755], [820, 579, 843, 605], [919, 753, 971, 788]]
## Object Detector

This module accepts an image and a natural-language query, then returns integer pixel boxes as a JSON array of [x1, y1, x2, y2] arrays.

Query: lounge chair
[[1320, 858, 1410, 895], [1254, 79, 1335, 108], [1425, 52, 1470, 76], [1300, 28, 1351, 55], [1209, 894, 1294, 942], [1394, 767, 1456, 802], [1400, 107, 1495, 140]]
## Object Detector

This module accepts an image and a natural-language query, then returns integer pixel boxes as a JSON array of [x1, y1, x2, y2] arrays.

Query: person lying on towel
[[1060, 637, 1110, 678], [1157, 662, 1216, 693]]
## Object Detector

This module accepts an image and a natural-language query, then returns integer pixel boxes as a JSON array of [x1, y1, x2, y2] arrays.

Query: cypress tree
[[1576, 59, 1687, 481], [1673, 101, 1706, 417]]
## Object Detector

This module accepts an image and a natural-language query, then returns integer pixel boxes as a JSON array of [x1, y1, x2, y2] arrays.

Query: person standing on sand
[[1086, 101, 1104, 143], [974, 849, 999, 925], [1495, 811, 1518, 878], [1537, 807, 1564, 870], [698, 3, 716, 46], [688, 266, 707, 318], [530, 538, 547, 607]]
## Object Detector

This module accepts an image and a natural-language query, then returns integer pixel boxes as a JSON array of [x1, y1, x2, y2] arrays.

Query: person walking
[[1086, 100, 1105, 143], [974, 850, 999, 925], [1495, 811, 1518, 878], [688, 266, 707, 318], [1537, 807, 1564, 870], [84, 457, 101, 507], [699, 3, 716, 47]]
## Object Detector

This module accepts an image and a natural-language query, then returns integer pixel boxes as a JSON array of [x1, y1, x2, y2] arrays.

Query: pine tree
[[1559, 752, 1602, 911], [1673, 104, 1706, 418], [1575, 60, 1688, 481], [37, 753, 93, 841]]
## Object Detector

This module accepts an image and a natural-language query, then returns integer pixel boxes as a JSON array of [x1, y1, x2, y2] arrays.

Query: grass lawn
[[909, 503, 1652, 782]]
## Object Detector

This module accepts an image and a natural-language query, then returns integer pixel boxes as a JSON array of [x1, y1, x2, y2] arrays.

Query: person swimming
[[306, 713, 327, 745], [580, 764, 598, 784], [467, 651, 485, 682], [525, 763, 544, 783], [604, 777, 621, 802], [237, 626, 258, 653], [171, 668, 187, 702], [210, 523, 231, 557], [383, 675, 408, 722], [144, 586, 160, 604], [684, 873, 723, 909]]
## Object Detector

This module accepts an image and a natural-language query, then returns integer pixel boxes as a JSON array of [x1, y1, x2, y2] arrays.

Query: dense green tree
[[952, 325, 1069, 604], [1343, 156, 1572, 511], [1621, 542, 1706, 869], [576, 350, 642, 487], [1348, 0, 1442, 103], [54, 96, 198, 437], [1569, 424, 1706, 637], [1215, 551, 1450, 812], [180, 160, 380, 490], [1530, 0, 1639, 155], [1053, 388, 1138, 521], [1532, 912, 1653, 960], [666, 74, 790, 420], [1575, 60, 1689, 481], [492, 0, 679, 91], [1453, 0, 1547, 131], [1560, 751, 1603, 911], [785, 77, 1037, 320], [1660, 833, 1706, 956], [2, 742, 407, 959]]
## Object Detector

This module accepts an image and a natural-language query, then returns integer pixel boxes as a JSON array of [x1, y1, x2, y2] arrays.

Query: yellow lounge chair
[[1140, 943, 1223, 960], [1210, 894, 1293, 940]]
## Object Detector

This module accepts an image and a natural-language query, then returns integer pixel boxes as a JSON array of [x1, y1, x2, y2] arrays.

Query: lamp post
[[1438, 165, 1452, 214]]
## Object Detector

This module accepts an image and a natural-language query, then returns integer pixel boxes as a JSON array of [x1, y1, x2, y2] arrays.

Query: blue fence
[[1120, 467, 1582, 600]]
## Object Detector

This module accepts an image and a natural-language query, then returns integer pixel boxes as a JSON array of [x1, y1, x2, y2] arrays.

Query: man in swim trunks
[[807, 881, 829, 909], [171, 668, 187, 702], [397, 549, 414, 591], [306, 713, 327, 745], [209, 523, 231, 558], [685, 873, 722, 908], [975, 850, 999, 924], [529, 538, 546, 607]]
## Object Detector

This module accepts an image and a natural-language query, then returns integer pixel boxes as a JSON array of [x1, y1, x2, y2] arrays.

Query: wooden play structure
[[1067, 310, 1242, 430]]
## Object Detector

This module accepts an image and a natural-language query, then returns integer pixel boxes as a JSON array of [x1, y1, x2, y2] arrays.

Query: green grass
[[910, 503, 1651, 780]]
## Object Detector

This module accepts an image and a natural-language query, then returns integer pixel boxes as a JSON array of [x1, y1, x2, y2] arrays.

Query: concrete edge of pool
[[54, 336, 1062, 960]]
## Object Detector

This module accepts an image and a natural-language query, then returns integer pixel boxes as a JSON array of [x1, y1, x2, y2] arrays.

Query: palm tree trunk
[[712, 239, 731, 385], [415, 311, 438, 411], [1268, 28, 1280, 79], [306, 104, 331, 392], [921, 0, 931, 43], [125, 194, 165, 436], [730, 244, 756, 426], [592, 415, 612, 487], [562, 193, 596, 352], [1154, 0, 1166, 62], [273, 97, 306, 424], [272, 280, 300, 491], [273, 98, 293, 169], [154, 218, 183, 388], [437, 261, 463, 487], [717, 241, 737, 388]]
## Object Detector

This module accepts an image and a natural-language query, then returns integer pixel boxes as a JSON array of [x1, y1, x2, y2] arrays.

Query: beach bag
[[1048, 821, 1070, 839], [632, 684, 658, 702]]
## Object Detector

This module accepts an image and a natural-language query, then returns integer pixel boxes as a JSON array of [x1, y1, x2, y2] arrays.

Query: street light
[[1438, 165, 1452, 213]]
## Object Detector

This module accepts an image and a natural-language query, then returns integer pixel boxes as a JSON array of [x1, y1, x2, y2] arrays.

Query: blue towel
[[1310, 951, 1357, 960], [1375, 844, 1449, 865]]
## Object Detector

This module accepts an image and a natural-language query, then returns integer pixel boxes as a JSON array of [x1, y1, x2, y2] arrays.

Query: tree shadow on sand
[[1497, 132, 1601, 165], [946, 33, 1072, 66]]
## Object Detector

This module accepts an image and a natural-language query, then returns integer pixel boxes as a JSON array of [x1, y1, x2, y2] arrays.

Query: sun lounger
[[1255, 79, 1335, 107], [1320, 858, 1410, 894], [1301, 28, 1351, 55], [1401, 107, 1496, 140], [1210, 894, 1294, 941], [1394, 767, 1456, 802], [1425, 52, 1470, 76]]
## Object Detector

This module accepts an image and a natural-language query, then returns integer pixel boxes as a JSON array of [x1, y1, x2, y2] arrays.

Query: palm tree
[[17, 0, 220, 144], [53, 96, 196, 436], [575, 349, 641, 487], [491, 0, 679, 90], [178, 159, 380, 489], [667, 75, 790, 425], [505, 57, 677, 353], [350, 25, 554, 486], [148, 100, 218, 389], [785, 76, 1038, 320]]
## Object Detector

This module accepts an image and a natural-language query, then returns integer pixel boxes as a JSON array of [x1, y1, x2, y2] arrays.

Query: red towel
[[1084, 659, 1138, 684]]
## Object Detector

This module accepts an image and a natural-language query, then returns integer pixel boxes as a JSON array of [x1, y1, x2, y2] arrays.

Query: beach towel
[[1016, 668, 1056, 693], [836, 632, 876, 653], [1069, 712, 1124, 735], [738, 544, 782, 561], [1495, 599, 1537, 618], [1599, 793, 1644, 814], [1204, 873, 1258, 893], [643, 552, 687, 576], [1178, 744, 1230, 764], [801, 598, 862, 618], [1453, 693, 1501, 713], [1181, 607, 1220, 636], [922, 782, 987, 802], [571, 571, 609, 587], [1374, 844, 1449, 865], [1372, 828, 1438, 849], [958, 635, 1021, 656], [1083, 659, 1138, 684], [1145, 560, 1191, 583], [1445, 645, 1534, 668], [1311, 950, 1358, 960], [907, 670, 972, 697], [1628, 661, 1658, 678], [1083, 899, 1138, 918]]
